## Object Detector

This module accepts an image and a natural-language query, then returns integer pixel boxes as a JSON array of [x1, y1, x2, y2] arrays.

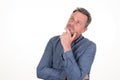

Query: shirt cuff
[[62, 50, 76, 68], [62, 50, 73, 61]]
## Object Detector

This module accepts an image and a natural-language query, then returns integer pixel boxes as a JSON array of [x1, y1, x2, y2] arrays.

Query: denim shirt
[[37, 35, 96, 80]]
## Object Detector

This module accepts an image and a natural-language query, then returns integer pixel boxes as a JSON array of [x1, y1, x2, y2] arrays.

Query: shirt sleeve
[[62, 43, 96, 80], [37, 38, 66, 80]]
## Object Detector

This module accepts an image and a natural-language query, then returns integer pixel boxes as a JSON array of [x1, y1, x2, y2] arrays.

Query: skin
[[60, 11, 88, 53]]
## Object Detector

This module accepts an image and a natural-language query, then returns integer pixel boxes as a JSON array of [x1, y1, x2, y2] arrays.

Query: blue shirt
[[37, 35, 96, 80]]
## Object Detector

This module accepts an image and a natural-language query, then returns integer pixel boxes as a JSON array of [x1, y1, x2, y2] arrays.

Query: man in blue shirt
[[37, 7, 96, 80]]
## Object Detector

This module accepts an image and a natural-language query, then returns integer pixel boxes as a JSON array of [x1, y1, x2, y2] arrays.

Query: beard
[[66, 25, 76, 36], [65, 26, 80, 41]]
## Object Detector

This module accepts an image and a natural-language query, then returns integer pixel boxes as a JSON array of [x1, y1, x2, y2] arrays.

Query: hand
[[60, 29, 77, 53]]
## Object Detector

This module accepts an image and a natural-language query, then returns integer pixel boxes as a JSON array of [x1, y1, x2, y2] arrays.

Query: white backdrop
[[0, 0, 120, 80]]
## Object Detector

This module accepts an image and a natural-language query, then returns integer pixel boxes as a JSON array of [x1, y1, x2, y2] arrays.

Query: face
[[65, 11, 88, 39]]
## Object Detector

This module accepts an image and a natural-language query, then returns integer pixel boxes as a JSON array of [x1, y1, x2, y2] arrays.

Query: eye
[[77, 21, 81, 25]]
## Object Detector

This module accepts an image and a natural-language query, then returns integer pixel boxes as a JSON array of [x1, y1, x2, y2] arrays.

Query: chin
[[71, 32, 78, 37]]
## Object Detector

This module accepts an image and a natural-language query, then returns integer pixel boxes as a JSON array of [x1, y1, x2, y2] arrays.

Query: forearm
[[37, 38, 66, 80], [63, 51, 84, 80], [37, 51, 66, 80], [63, 50, 95, 80], [37, 66, 66, 79], [62, 43, 96, 80]]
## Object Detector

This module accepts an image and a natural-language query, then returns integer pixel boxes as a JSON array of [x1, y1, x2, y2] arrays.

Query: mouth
[[65, 26, 77, 36], [68, 29, 75, 35], [69, 29, 78, 36]]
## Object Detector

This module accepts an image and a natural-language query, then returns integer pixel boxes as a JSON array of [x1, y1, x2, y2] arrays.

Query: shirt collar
[[72, 35, 84, 45]]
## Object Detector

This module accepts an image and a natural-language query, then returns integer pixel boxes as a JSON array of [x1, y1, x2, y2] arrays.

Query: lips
[[67, 28, 76, 36], [66, 24, 76, 35], [67, 28, 74, 34]]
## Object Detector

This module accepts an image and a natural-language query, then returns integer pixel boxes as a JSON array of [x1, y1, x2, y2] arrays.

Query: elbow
[[37, 71, 41, 78], [36, 66, 42, 78], [36, 68, 40, 78], [36, 65, 47, 79]]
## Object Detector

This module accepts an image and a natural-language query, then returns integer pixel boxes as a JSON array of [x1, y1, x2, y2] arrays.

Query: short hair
[[73, 7, 92, 27]]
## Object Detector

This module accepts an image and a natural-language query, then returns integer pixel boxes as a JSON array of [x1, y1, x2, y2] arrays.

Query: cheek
[[75, 25, 86, 32], [75, 27, 81, 32], [75, 27, 83, 35]]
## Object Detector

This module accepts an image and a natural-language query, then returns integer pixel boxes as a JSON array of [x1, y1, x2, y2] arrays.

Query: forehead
[[71, 11, 88, 21]]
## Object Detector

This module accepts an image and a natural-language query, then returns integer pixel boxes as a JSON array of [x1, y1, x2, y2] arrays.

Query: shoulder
[[49, 35, 60, 41], [48, 35, 60, 44], [81, 36, 96, 49], [84, 37, 96, 45], [80, 37, 97, 56], [84, 37, 96, 52], [45, 35, 60, 48]]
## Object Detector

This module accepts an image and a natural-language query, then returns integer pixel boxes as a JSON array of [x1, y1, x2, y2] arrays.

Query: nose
[[67, 24, 74, 31]]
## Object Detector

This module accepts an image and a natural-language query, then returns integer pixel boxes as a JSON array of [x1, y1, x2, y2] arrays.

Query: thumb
[[71, 33, 77, 41]]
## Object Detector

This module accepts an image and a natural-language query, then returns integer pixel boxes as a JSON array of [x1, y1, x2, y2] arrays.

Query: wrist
[[64, 47, 71, 53]]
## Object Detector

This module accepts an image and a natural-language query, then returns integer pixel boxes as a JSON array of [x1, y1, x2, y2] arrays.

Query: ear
[[82, 27, 87, 33]]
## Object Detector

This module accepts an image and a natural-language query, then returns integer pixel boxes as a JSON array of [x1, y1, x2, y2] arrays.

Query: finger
[[71, 32, 77, 41], [65, 28, 71, 34], [65, 29, 72, 37], [60, 32, 66, 38]]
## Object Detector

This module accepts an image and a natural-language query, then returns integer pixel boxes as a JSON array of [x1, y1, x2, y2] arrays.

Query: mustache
[[66, 24, 74, 32], [67, 24, 74, 28]]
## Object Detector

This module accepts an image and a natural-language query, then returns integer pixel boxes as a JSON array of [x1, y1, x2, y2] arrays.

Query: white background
[[0, 0, 120, 80]]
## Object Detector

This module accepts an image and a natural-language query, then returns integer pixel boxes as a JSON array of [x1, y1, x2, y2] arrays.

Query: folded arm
[[62, 43, 96, 80], [37, 39, 66, 80]]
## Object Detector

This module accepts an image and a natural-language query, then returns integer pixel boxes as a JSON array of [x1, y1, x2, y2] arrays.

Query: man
[[37, 7, 96, 80]]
